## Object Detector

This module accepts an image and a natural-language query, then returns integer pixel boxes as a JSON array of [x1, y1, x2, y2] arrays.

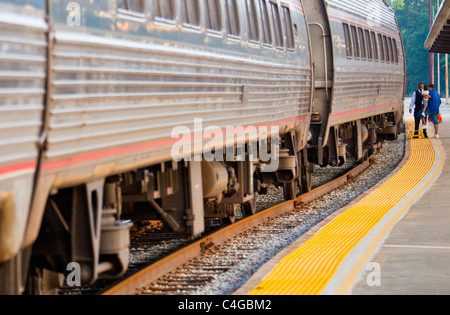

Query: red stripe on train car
[[330, 103, 403, 119], [42, 116, 307, 172], [0, 161, 37, 176], [286, 0, 304, 14]]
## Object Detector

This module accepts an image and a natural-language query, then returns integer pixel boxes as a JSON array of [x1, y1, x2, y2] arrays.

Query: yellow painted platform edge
[[237, 133, 413, 296], [248, 123, 440, 295], [240, 118, 442, 296], [335, 138, 446, 295]]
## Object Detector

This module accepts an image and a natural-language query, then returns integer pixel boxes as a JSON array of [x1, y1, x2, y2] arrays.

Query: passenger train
[[0, 0, 405, 294]]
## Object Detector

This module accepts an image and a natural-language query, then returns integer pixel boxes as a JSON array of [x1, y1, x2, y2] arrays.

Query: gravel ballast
[[138, 134, 406, 295]]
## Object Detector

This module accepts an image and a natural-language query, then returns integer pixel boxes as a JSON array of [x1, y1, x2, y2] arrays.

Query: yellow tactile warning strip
[[250, 129, 440, 295]]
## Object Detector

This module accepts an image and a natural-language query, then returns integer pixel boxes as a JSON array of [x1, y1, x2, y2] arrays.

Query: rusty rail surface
[[101, 156, 374, 295]]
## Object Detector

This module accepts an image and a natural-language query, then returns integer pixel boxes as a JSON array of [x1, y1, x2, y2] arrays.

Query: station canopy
[[426, 0, 450, 53]]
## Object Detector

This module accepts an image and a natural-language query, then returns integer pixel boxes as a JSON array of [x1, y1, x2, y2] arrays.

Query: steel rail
[[101, 156, 374, 295]]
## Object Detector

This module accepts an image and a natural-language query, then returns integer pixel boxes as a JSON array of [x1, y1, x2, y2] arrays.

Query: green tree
[[391, 0, 432, 95]]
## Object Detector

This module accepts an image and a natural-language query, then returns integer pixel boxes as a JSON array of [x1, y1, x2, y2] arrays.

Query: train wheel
[[217, 203, 238, 225], [242, 197, 257, 216], [25, 267, 64, 295], [302, 170, 312, 193], [301, 165, 313, 193], [222, 216, 236, 225], [0, 247, 32, 295], [283, 180, 298, 201], [398, 120, 404, 135]]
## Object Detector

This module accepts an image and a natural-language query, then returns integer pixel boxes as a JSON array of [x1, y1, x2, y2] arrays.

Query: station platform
[[237, 100, 450, 295]]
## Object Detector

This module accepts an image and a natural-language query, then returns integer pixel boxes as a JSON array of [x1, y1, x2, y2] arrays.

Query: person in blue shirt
[[423, 84, 442, 139]]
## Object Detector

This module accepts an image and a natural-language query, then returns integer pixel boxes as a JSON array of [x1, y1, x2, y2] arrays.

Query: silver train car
[[305, 0, 405, 168], [0, 0, 405, 294]]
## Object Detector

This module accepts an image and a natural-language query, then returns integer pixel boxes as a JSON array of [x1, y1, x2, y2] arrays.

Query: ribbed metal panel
[[45, 32, 311, 179], [0, 11, 47, 173], [326, 0, 398, 32], [0, 1, 47, 263], [331, 69, 405, 121], [325, 0, 405, 125]]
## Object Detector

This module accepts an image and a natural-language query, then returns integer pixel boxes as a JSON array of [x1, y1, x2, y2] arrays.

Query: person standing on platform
[[409, 83, 428, 138], [425, 84, 442, 139]]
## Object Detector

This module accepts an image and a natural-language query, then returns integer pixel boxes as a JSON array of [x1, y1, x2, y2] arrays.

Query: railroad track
[[100, 156, 376, 295]]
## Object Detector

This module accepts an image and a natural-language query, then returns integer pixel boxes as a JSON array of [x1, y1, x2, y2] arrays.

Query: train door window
[[259, 0, 272, 45], [206, 0, 222, 32], [152, 0, 175, 21], [270, 1, 284, 48], [281, 5, 295, 50], [343, 23, 352, 58], [358, 28, 366, 59], [383, 35, 390, 62], [225, 0, 240, 37], [371, 31, 378, 61], [118, 0, 146, 13], [378, 34, 385, 61], [388, 37, 395, 64], [365, 29, 373, 60], [351, 26, 360, 58], [393, 39, 399, 64], [246, 0, 260, 42], [181, 0, 200, 27]]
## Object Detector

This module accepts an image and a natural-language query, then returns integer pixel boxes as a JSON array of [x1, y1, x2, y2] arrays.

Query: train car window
[[383, 35, 390, 62], [270, 1, 284, 48], [206, 0, 222, 32], [393, 39, 399, 64], [225, 0, 240, 37], [358, 28, 366, 59], [118, 0, 146, 13], [371, 31, 378, 61], [388, 37, 394, 64], [181, 0, 200, 26], [259, 0, 272, 45], [350, 26, 360, 58], [378, 34, 385, 61], [152, 0, 175, 20], [365, 29, 373, 60], [343, 23, 352, 58], [246, 0, 260, 42], [281, 5, 295, 50], [129, 0, 145, 12]]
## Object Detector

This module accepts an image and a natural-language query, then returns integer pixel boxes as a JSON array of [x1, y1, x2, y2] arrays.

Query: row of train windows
[[117, 0, 296, 50], [342, 23, 399, 64]]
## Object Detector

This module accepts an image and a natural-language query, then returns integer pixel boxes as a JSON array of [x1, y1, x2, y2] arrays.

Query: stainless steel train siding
[[0, 0, 408, 294], [326, 0, 405, 127], [39, 0, 312, 191], [0, 0, 47, 264], [0, 0, 315, 290], [17, 0, 314, 266]]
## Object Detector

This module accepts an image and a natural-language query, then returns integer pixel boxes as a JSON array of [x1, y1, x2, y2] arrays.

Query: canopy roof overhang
[[426, 0, 450, 53]]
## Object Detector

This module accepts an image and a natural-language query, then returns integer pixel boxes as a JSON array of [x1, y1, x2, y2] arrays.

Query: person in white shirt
[[409, 83, 428, 138], [421, 85, 429, 129]]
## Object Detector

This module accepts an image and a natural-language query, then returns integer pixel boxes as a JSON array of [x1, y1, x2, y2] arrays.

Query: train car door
[[302, 0, 334, 166]]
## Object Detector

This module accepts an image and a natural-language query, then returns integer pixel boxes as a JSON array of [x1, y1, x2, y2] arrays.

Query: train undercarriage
[[0, 112, 402, 295]]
